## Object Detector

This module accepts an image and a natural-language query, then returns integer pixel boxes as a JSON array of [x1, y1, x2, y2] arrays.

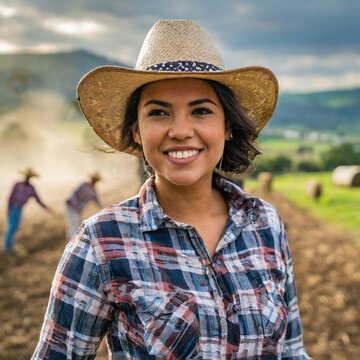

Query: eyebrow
[[143, 98, 218, 107], [143, 100, 171, 107], [189, 98, 218, 107]]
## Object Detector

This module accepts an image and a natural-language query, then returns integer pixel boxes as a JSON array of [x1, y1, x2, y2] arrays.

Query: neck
[[154, 174, 227, 223]]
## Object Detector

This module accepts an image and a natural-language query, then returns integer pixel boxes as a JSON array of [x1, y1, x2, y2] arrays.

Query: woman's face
[[135, 78, 228, 188]]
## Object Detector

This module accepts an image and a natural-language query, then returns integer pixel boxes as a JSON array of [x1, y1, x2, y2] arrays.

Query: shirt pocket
[[232, 273, 287, 344], [134, 292, 200, 359], [262, 277, 287, 341]]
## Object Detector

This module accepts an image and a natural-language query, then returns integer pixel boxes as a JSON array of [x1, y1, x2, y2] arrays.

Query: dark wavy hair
[[119, 79, 261, 174]]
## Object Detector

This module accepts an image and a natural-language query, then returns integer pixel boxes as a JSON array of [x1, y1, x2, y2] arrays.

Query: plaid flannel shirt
[[66, 182, 100, 214], [8, 181, 46, 210], [33, 174, 310, 359]]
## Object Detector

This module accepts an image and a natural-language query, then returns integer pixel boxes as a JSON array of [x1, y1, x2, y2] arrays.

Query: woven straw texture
[[135, 19, 224, 70], [77, 20, 279, 155]]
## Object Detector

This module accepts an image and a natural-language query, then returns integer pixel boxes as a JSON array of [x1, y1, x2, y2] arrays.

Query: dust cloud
[[0, 90, 140, 220]]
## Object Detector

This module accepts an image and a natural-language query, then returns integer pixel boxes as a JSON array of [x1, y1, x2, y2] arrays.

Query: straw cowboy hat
[[77, 19, 278, 155], [20, 167, 39, 179], [89, 171, 102, 183]]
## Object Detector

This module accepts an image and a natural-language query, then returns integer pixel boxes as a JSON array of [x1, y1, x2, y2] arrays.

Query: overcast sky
[[1, 0, 359, 93]]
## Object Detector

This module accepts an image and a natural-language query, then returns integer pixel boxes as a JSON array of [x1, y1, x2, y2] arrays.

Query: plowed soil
[[0, 186, 359, 360]]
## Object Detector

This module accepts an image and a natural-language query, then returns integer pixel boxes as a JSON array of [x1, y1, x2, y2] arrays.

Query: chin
[[157, 169, 213, 188]]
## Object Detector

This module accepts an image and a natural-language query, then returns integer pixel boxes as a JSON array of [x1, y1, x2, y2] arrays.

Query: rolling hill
[[0, 50, 359, 134], [272, 88, 360, 134], [0, 50, 125, 114]]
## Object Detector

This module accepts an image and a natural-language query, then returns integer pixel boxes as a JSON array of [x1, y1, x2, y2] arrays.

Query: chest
[[193, 213, 229, 257], [108, 225, 287, 358]]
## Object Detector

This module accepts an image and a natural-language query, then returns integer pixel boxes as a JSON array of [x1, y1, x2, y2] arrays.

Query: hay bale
[[332, 166, 360, 187], [306, 180, 322, 201], [258, 172, 273, 191]]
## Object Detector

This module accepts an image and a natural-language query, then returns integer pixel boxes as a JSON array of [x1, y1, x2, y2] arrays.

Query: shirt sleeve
[[279, 221, 312, 360], [31, 187, 47, 209], [32, 226, 113, 359], [92, 190, 102, 207]]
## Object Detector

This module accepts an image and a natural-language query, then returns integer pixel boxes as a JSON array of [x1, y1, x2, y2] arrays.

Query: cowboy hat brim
[[77, 65, 278, 156], [20, 168, 39, 178]]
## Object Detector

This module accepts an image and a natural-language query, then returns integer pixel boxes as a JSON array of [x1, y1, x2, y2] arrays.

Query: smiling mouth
[[167, 149, 200, 159]]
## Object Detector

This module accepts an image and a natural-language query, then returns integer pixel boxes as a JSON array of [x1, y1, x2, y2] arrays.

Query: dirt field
[[0, 185, 359, 360]]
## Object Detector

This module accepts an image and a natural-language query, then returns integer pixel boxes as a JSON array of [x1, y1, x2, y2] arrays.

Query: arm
[[32, 227, 113, 359], [31, 187, 48, 210], [92, 190, 103, 208], [279, 221, 312, 360]]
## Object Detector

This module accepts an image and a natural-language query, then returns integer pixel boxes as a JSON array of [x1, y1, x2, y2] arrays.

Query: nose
[[167, 113, 194, 140]]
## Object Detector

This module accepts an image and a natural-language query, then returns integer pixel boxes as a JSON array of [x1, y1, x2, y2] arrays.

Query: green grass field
[[246, 172, 360, 244], [256, 137, 331, 156]]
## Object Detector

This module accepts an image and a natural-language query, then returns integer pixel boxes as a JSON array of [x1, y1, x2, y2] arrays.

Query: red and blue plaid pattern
[[8, 181, 46, 209], [66, 182, 100, 213], [33, 174, 310, 359]]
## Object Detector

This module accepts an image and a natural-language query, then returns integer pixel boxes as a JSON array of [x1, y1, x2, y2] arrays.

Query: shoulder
[[13, 181, 27, 188], [255, 197, 282, 232], [253, 196, 281, 222], [71, 195, 142, 271], [78, 182, 90, 189], [16, 181, 35, 191], [11, 182, 21, 189], [234, 189, 283, 234], [83, 194, 141, 233], [218, 174, 283, 232]]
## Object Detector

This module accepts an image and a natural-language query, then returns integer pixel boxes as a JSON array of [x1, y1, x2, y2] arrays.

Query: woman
[[33, 20, 311, 359]]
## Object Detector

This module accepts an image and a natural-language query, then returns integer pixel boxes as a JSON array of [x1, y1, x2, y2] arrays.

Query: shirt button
[[165, 303, 175, 312]]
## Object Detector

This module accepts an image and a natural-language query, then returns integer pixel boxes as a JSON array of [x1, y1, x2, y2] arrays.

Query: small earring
[[218, 155, 224, 171], [226, 133, 233, 141]]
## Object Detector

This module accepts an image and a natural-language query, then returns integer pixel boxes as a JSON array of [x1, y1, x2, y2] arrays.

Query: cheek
[[204, 122, 227, 142], [137, 125, 160, 153]]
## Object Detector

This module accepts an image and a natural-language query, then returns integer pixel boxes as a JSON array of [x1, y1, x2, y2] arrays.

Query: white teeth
[[168, 150, 199, 159]]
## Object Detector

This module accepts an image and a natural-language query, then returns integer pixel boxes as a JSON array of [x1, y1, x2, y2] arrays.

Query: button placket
[[187, 226, 228, 349]]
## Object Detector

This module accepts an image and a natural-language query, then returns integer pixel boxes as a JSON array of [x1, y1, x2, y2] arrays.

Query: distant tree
[[256, 155, 292, 173], [296, 159, 323, 172], [297, 145, 314, 155], [322, 143, 360, 170]]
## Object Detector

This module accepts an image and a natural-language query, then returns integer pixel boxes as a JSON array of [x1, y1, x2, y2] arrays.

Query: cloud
[[43, 18, 105, 37], [29, 43, 63, 53], [1, 0, 359, 92], [0, 40, 18, 53], [0, 4, 17, 18], [280, 72, 360, 93]]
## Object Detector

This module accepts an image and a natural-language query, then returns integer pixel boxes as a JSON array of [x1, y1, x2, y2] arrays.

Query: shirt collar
[[138, 176, 169, 232], [138, 173, 259, 232]]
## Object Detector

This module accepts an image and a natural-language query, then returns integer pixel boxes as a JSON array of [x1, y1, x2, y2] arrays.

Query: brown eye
[[192, 107, 213, 115], [148, 109, 169, 117]]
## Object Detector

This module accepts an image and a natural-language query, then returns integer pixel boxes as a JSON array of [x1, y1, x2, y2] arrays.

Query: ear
[[225, 126, 232, 141], [132, 124, 142, 145]]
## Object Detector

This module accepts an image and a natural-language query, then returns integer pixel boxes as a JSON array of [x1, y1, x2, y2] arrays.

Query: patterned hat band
[[146, 60, 223, 72]]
